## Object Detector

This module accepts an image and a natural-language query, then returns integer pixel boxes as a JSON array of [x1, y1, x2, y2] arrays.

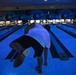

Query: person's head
[[44, 25, 50, 32], [31, 23, 35, 25]]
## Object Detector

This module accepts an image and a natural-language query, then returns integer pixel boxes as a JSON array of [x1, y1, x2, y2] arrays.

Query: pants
[[11, 35, 43, 58]]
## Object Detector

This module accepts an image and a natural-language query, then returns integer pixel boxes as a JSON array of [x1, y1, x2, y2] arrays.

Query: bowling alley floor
[[0, 52, 76, 75], [0, 26, 76, 75]]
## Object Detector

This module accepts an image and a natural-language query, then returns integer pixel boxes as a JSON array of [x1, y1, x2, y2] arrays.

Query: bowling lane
[[65, 24, 76, 29], [57, 24, 76, 35], [0, 25, 26, 59], [50, 25, 76, 57], [0, 26, 8, 31], [0, 26, 18, 36]]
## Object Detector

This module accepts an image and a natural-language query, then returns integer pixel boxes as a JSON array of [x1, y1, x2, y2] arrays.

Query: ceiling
[[0, 0, 76, 11]]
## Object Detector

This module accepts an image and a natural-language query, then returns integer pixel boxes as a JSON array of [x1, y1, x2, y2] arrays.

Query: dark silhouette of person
[[9, 23, 51, 73]]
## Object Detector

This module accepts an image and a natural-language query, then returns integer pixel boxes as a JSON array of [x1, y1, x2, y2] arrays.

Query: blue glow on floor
[[0, 24, 76, 75]]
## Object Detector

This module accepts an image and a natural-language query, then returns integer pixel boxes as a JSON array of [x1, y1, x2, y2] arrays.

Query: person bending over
[[9, 23, 51, 73]]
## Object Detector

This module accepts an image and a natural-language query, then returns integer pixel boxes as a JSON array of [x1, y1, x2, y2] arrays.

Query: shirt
[[25, 23, 50, 48]]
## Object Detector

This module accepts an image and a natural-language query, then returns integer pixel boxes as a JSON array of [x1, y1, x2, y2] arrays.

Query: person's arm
[[24, 23, 35, 34]]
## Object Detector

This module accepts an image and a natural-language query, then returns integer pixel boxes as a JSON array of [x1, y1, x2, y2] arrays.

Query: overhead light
[[44, 0, 47, 1]]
